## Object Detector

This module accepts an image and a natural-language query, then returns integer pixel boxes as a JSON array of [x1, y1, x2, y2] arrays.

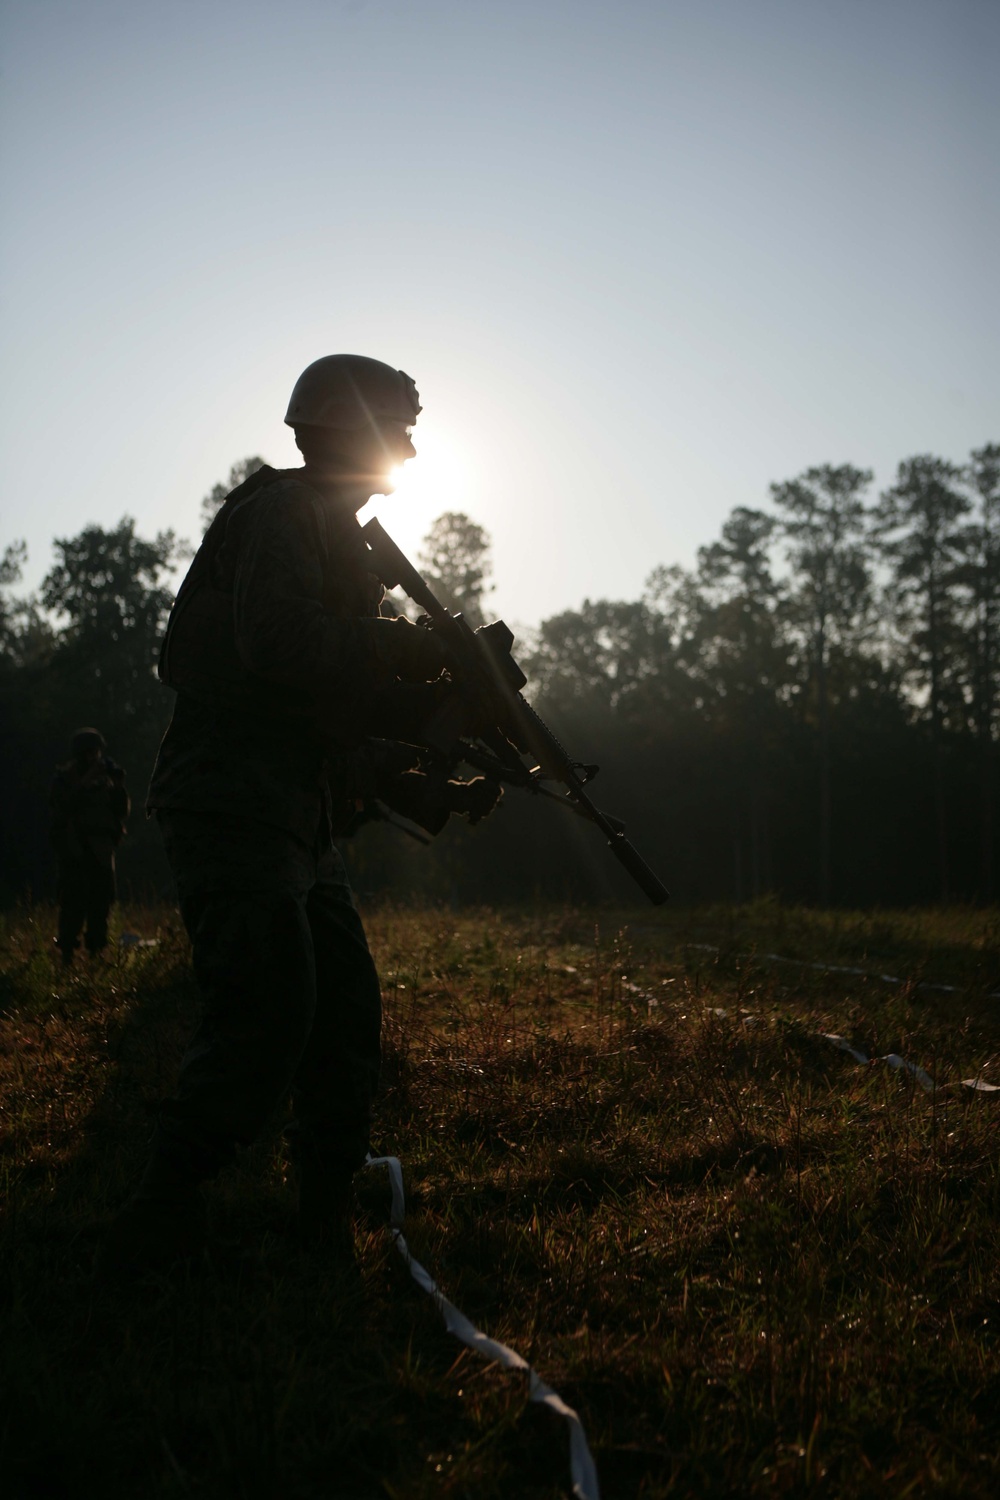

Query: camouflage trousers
[[154, 810, 382, 1181], [57, 855, 115, 959]]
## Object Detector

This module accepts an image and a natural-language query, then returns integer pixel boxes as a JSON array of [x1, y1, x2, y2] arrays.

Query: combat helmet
[[284, 355, 421, 432], [70, 727, 105, 758]]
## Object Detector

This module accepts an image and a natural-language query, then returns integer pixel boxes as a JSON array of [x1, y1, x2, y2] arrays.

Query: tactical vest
[[158, 466, 383, 720]]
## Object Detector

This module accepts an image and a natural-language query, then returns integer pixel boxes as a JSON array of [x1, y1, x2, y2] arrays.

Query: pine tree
[[874, 456, 970, 900], [769, 466, 874, 904]]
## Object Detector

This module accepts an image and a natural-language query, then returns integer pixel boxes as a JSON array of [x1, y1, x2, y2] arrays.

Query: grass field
[[2, 898, 999, 1498]]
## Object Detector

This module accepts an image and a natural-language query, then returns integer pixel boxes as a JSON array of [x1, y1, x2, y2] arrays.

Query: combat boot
[[97, 1154, 208, 1279], [295, 1155, 357, 1259], [54, 935, 76, 967]]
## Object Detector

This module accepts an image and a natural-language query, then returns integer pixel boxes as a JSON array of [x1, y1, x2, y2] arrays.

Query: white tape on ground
[[821, 1033, 1000, 1093], [684, 941, 1000, 1000], [822, 1033, 870, 1066], [701, 1014, 994, 1093], [365, 1153, 601, 1500], [686, 943, 999, 1092], [822, 1034, 937, 1090]]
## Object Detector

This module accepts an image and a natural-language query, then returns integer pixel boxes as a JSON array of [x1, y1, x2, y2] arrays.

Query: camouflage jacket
[[51, 758, 130, 866], [148, 465, 410, 845]]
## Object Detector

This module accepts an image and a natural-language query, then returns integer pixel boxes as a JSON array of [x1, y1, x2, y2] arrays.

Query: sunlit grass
[[2, 900, 1000, 1496]]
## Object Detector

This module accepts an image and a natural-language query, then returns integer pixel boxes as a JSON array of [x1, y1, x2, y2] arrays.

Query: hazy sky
[[2, 0, 997, 628]]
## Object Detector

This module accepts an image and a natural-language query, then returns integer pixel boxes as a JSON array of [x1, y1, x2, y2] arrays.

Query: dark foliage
[[0, 517, 186, 903], [1, 445, 997, 908]]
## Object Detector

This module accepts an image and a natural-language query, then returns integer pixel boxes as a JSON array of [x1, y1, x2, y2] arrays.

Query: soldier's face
[[299, 418, 416, 498], [346, 419, 416, 493]]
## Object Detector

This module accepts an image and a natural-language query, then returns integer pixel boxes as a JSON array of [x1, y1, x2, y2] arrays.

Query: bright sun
[[357, 422, 475, 551]]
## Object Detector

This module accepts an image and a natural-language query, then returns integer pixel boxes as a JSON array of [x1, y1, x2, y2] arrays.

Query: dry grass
[[2, 897, 1000, 1497]]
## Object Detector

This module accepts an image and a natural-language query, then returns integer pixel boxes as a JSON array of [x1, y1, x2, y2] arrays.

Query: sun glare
[[358, 423, 475, 554]]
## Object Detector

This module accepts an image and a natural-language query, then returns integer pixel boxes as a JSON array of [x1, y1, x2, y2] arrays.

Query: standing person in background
[[50, 728, 130, 964], [100, 354, 499, 1277]]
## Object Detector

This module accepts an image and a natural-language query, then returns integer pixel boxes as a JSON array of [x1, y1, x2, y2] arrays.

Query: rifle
[[360, 518, 669, 906]]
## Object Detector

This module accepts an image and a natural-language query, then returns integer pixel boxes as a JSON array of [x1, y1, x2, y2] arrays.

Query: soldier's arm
[[49, 775, 70, 842], [107, 764, 130, 829], [232, 484, 448, 701]]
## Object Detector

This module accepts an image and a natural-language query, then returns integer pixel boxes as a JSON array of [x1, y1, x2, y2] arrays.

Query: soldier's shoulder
[[242, 469, 329, 527], [253, 467, 320, 500]]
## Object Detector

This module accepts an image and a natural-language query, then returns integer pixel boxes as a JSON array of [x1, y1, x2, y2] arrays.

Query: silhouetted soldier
[[101, 355, 499, 1274], [50, 728, 130, 963]]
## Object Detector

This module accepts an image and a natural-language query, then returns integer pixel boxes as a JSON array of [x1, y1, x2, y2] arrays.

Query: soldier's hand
[[369, 738, 425, 781], [374, 769, 501, 835], [377, 770, 450, 835], [387, 618, 455, 682], [445, 776, 504, 825]]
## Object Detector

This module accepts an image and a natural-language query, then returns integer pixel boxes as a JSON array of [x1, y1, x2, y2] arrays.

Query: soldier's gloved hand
[[378, 771, 451, 835], [377, 771, 503, 835], [368, 738, 425, 782], [445, 776, 503, 825], [385, 617, 455, 683]]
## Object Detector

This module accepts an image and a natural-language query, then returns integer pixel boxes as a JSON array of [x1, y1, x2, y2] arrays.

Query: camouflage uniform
[[50, 752, 129, 960], [147, 464, 430, 1184]]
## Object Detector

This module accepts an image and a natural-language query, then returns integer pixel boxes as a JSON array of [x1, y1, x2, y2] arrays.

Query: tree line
[[1, 444, 996, 909]]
